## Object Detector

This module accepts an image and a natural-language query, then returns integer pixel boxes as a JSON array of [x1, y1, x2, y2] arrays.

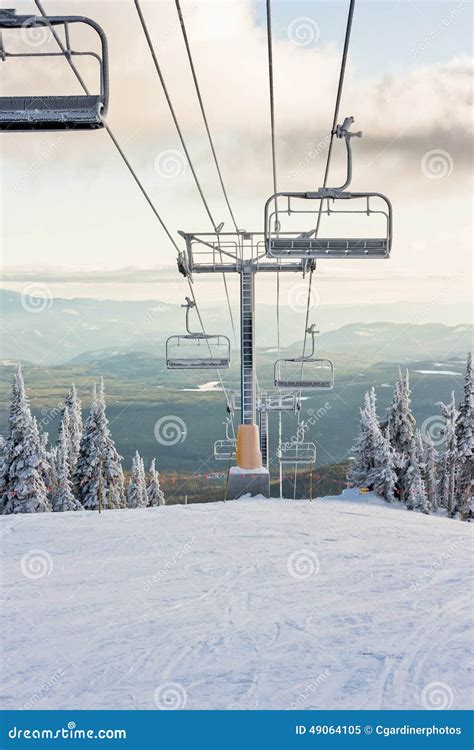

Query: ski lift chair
[[213, 418, 236, 461], [265, 117, 392, 259], [0, 9, 108, 131], [274, 325, 334, 390], [166, 297, 231, 370], [277, 440, 316, 465]]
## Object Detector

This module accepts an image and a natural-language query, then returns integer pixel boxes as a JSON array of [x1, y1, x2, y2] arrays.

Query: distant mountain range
[[1, 288, 472, 365]]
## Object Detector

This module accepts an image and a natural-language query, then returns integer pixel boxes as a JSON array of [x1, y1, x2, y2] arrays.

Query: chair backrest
[[277, 441, 316, 465]]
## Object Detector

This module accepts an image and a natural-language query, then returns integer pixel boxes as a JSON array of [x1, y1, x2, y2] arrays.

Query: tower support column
[[228, 263, 270, 499]]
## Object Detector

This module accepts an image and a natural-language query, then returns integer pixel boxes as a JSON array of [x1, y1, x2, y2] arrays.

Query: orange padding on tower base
[[236, 424, 262, 470]]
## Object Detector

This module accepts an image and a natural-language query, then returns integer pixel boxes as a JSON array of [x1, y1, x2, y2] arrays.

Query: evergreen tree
[[74, 380, 126, 510], [437, 392, 458, 516], [406, 438, 430, 514], [127, 451, 148, 508], [0, 435, 5, 492], [455, 353, 473, 519], [147, 458, 165, 507], [0, 364, 31, 510], [73, 383, 100, 509], [3, 416, 51, 514], [423, 434, 439, 511], [95, 379, 126, 509], [347, 388, 379, 487], [367, 424, 398, 503], [38, 426, 55, 498], [52, 409, 82, 512], [64, 384, 83, 473], [387, 369, 416, 502]]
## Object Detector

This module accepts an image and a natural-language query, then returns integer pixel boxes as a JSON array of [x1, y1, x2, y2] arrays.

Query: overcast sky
[[0, 0, 472, 317]]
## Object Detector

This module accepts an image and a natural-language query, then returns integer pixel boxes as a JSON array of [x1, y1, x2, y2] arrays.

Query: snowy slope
[[1, 493, 472, 711]]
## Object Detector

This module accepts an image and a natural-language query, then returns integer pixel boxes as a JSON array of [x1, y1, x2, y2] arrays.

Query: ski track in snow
[[1, 493, 472, 711]]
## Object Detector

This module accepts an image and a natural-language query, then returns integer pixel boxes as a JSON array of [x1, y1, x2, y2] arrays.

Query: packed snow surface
[[1, 492, 472, 711]]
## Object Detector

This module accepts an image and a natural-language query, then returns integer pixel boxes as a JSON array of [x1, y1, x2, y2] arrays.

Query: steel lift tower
[[170, 121, 392, 499]]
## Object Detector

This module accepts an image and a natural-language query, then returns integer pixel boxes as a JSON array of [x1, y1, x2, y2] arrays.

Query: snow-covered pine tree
[[74, 380, 126, 510], [37, 426, 56, 499], [52, 409, 82, 512], [367, 423, 398, 503], [387, 369, 416, 502], [127, 451, 148, 508], [455, 353, 473, 519], [64, 384, 83, 473], [423, 434, 439, 512], [3, 415, 51, 514], [0, 435, 5, 491], [147, 458, 165, 507], [95, 379, 126, 509], [0, 364, 31, 510], [406, 438, 430, 514], [347, 387, 379, 487], [74, 383, 101, 509], [437, 392, 458, 517]]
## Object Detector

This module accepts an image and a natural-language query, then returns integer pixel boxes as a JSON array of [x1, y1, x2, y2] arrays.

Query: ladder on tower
[[240, 268, 255, 425], [259, 407, 269, 469]]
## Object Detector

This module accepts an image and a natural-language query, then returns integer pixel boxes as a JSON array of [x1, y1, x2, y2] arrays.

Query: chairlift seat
[[213, 438, 236, 461], [0, 95, 104, 130], [274, 358, 334, 391], [166, 300, 231, 370], [277, 441, 316, 465], [267, 236, 389, 259], [264, 118, 392, 261], [0, 11, 109, 132], [167, 355, 230, 370]]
